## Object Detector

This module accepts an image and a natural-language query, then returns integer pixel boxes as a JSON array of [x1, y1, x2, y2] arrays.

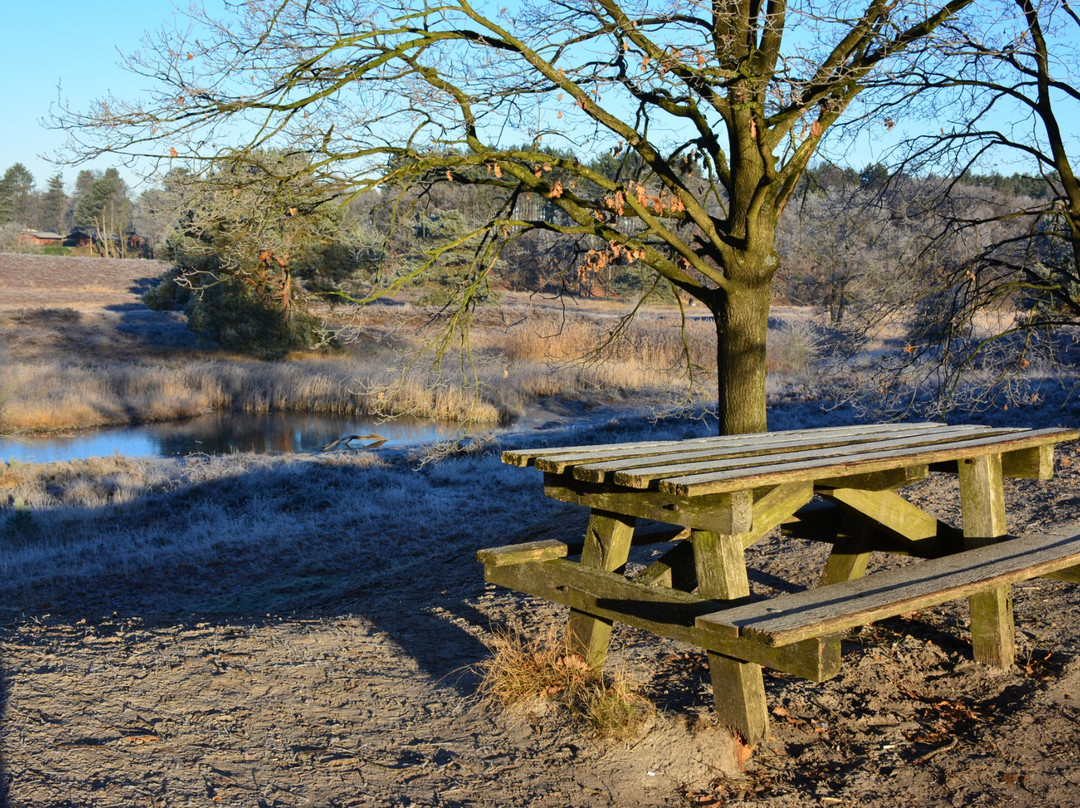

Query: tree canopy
[[59, 0, 985, 432]]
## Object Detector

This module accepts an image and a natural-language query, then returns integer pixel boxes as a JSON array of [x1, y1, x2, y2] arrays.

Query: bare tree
[[898, 0, 1079, 307], [57, 0, 977, 433], [838, 0, 1080, 414], [777, 174, 924, 328]]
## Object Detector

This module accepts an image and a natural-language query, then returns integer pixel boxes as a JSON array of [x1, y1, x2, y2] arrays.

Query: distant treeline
[[0, 156, 1064, 333]]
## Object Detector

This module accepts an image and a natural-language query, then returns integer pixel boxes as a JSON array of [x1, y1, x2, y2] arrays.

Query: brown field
[[0, 252, 169, 311]]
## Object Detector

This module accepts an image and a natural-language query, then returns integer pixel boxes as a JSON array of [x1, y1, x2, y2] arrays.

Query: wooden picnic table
[[479, 422, 1080, 744]]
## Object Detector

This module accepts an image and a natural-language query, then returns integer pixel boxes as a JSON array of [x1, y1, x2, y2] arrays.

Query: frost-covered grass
[[0, 405, 845, 618], [1, 394, 1077, 621], [0, 411, 690, 617]]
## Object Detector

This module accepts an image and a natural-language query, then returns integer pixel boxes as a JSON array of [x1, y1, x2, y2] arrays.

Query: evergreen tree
[[39, 174, 68, 234], [0, 163, 35, 226], [73, 168, 133, 253]]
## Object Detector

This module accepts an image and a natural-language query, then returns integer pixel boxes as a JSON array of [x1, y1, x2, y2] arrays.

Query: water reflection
[[0, 412, 470, 463]]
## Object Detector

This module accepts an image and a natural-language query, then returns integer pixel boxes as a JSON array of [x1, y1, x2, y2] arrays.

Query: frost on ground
[[2, 408, 1080, 807]]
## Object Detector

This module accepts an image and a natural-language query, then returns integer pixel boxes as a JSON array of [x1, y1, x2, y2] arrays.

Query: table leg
[[566, 509, 636, 669], [692, 529, 769, 745], [818, 511, 873, 586], [959, 454, 1015, 668]]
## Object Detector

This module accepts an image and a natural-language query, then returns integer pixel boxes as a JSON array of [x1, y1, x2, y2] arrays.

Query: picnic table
[[478, 422, 1080, 744]]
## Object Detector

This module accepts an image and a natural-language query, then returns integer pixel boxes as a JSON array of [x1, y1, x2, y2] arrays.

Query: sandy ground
[[2, 252, 1080, 807], [3, 460, 1080, 808]]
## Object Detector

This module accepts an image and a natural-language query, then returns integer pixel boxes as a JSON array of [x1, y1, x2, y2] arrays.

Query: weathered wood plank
[[693, 528, 770, 743], [819, 535, 873, 587], [477, 539, 579, 567], [501, 435, 718, 468], [635, 539, 698, 589], [569, 425, 958, 484], [612, 425, 1000, 490], [782, 501, 965, 558], [501, 422, 946, 470], [663, 428, 1078, 497], [566, 510, 637, 669], [747, 482, 815, 544], [696, 527, 1080, 648], [543, 472, 755, 534], [476, 524, 687, 568], [693, 530, 751, 600], [813, 466, 929, 491], [822, 488, 942, 544], [1043, 565, 1080, 583], [483, 559, 841, 681], [629, 482, 814, 592], [1001, 445, 1055, 480]]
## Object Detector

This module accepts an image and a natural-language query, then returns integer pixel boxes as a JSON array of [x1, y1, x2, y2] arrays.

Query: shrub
[[143, 263, 335, 359], [142, 266, 192, 311], [185, 277, 331, 359]]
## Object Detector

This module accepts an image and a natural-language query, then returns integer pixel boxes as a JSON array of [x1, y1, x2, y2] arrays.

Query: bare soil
[[2, 252, 1080, 807], [0, 253, 200, 363]]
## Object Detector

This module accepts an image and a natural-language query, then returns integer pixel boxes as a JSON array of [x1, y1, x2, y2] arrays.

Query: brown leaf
[[733, 736, 754, 771]]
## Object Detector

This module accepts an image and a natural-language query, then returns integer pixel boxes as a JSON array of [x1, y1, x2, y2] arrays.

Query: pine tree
[[39, 174, 68, 234], [0, 163, 34, 226]]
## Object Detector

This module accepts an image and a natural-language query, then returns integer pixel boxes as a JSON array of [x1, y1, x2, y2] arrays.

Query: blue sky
[[0, 0, 193, 190], [0, 0, 901, 193], [1, 1, 1063, 192]]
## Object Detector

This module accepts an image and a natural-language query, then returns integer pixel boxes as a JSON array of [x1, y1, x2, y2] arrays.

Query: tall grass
[[1, 298, 833, 433], [0, 358, 502, 431]]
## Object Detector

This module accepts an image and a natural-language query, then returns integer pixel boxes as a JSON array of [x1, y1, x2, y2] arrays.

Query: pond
[[0, 411, 478, 463]]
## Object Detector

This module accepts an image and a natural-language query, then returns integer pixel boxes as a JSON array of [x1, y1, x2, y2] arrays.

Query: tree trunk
[[712, 279, 771, 436]]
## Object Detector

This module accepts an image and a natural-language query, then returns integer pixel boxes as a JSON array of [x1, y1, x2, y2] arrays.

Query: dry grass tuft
[[477, 626, 653, 740]]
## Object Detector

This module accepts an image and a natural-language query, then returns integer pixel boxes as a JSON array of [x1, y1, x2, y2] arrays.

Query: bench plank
[[476, 524, 688, 567], [483, 558, 841, 681], [697, 527, 1080, 648]]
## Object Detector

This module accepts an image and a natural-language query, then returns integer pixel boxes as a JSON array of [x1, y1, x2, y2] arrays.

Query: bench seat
[[697, 526, 1080, 648]]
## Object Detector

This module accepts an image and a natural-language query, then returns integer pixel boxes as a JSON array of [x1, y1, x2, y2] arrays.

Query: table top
[[503, 422, 1078, 497]]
